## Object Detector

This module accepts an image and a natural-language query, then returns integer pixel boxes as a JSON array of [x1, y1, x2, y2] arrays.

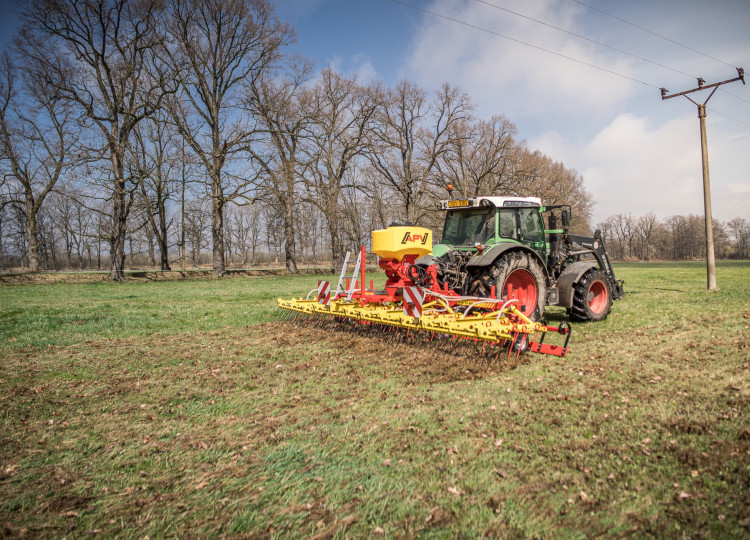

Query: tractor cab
[[437, 196, 547, 259]]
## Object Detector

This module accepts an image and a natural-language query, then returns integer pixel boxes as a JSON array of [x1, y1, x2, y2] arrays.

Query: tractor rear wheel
[[570, 269, 612, 322], [469, 251, 546, 320]]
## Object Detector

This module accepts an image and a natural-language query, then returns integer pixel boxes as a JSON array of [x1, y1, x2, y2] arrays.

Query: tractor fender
[[557, 261, 598, 308], [465, 243, 549, 281]]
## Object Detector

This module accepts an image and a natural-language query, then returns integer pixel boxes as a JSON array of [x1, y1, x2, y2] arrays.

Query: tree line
[[597, 213, 750, 261], [0, 0, 744, 277]]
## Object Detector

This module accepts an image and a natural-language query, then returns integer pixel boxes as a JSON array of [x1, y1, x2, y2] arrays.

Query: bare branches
[[20, 0, 169, 280], [0, 50, 80, 272], [163, 0, 293, 276], [302, 68, 376, 272], [366, 80, 473, 224], [243, 55, 315, 274]]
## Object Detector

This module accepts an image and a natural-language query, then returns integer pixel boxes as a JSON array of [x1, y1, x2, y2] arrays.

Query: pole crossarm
[[660, 67, 745, 100]]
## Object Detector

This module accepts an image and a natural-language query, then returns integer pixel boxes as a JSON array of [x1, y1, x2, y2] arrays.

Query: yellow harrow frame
[[276, 295, 571, 359]]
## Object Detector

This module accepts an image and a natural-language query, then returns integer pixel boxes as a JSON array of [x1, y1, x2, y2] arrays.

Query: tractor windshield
[[441, 206, 545, 250], [441, 207, 495, 246]]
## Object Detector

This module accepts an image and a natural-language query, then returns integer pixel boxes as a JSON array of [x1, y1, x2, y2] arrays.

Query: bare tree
[[304, 68, 376, 272], [261, 203, 284, 264], [131, 110, 181, 270], [634, 212, 657, 260], [664, 215, 706, 260], [183, 197, 210, 265], [49, 187, 96, 269], [0, 53, 78, 272], [21, 0, 170, 281], [727, 217, 750, 259], [244, 56, 315, 274], [509, 150, 595, 235], [367, 81, 472, 224], [164, 0, 292, 276], [436, 115, 518, 198], [229, 204, 262, 266]]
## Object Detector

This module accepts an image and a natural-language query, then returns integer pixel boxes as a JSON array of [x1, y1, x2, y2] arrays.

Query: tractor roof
[[439, 196, 542, 210]]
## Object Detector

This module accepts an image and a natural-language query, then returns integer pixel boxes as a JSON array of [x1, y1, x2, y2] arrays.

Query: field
[[1, 261, 748, 538]]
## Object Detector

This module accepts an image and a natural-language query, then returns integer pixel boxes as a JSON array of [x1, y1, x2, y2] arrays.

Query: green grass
[[1, 262, 748, 538], [0, 274, 327, 349]]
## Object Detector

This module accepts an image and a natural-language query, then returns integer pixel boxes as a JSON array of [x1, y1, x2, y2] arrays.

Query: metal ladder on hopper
[[334, 251, 361, 301]]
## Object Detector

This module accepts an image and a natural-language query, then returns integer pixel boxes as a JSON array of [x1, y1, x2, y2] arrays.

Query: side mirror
[[561, 209, 570, 228]]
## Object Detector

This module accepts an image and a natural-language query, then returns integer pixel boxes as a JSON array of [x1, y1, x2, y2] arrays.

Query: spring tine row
[[275, 295, 570, 363]]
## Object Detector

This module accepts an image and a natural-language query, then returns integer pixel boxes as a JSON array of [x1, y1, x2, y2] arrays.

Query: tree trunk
[[0, 217, 5, 267], [211, 171, 226, 277], [283, 195, 298, 274], [158, 205, 171, 271], [329, 221, 344, 274], [109, 165, 128, 282], [159, 236, 170, 271], [148, 231, 156, 268], [25, 198, 40, 273]]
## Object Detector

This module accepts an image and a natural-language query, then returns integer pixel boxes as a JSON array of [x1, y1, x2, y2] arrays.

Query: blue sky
[[1, 1, 747, 224], [274, 0, 750, 225]]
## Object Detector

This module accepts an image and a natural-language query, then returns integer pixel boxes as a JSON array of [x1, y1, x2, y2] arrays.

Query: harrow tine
[[480, 342, 494, 369]]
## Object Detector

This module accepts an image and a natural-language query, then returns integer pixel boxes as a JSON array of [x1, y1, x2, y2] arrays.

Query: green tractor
[[415, 194, 624, 322]]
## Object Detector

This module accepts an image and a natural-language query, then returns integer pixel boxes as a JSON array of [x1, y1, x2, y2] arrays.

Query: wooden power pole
[[661, 68, 745, 291]]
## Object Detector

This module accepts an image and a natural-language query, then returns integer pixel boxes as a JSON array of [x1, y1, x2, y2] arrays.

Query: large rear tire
[[469, 251, 547, 320], [570, 269, 612, 322]]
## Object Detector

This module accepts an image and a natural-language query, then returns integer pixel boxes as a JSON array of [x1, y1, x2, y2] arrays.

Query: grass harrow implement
[[276, 225, 571, 362]]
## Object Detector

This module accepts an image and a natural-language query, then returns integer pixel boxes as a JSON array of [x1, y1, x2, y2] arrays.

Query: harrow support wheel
[[570, 268, 612, 322], [469, 251, 547, 320]]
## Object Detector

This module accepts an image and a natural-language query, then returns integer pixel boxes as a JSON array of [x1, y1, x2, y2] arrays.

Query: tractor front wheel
[[469, 251, 547, 320], [570, 269, 612, 322]]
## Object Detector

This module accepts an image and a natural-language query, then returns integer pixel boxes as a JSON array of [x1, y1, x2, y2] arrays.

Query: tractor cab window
[[518, 207, 544, 244], [441, 207, 494, 246], [496, 207, 545, 249], [498, 210, 516, 239]]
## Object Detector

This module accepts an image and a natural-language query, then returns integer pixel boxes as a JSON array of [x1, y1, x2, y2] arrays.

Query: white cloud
[[324, 53, 378, 84], [351, 54, 378, 84], [728, 181, 750, 194], [531, 113, 750, 223], [400, 0, 637, 125]]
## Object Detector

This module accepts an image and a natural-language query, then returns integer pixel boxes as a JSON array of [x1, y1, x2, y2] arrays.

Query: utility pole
[[661, 68, 745, 291]]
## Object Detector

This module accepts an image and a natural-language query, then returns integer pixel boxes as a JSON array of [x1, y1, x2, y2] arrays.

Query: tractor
[[277, 193, 624, 360], [413, 192, 625, 322]]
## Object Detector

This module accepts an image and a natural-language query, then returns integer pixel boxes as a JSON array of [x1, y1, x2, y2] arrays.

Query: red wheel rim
[[588, 280, 608, 314], [503, 269, 538, 318]]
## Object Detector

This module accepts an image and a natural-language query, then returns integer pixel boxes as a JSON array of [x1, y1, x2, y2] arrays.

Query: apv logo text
[[401, 232, 429, 245]]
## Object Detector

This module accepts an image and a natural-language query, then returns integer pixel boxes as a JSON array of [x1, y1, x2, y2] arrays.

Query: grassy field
[[1, 261, 748, 538]]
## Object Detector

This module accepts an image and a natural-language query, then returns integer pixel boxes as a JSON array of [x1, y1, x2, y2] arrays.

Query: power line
[[389, 0, 750, 127], [570, 0, 737, 70], [476, 0, 697, 82], [477, 0, 750, 108], [478, 0, 750, 108], [720, 89, 750, 106], [389, 0, 656, 88], [707, 106, 750, 128]]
